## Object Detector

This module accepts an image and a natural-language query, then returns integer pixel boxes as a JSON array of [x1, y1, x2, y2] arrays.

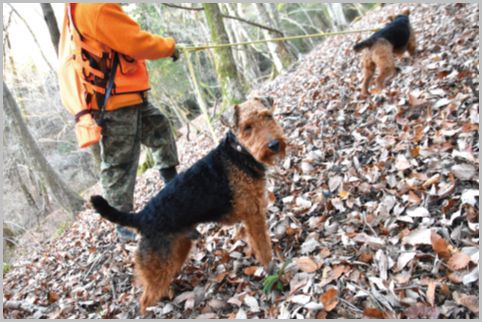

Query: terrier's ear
[[387, 14, 396, 22], [220, 104, 240, 129], [402, 8, 410, 16], [255, 96, 274, 109]]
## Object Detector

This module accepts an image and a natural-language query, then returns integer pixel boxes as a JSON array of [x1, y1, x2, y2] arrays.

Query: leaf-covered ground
[[3, 3, 479, 319]]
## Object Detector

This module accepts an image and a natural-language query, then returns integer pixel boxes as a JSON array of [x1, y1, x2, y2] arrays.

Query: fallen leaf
[[424, 279, 438, 306], [395, 154, 411, 171], [410, 146, 421, 158], [358, 250, 373, 263], [47, 291, 59, 304], [353, 233, 385, 248], [461, 189, 479, 206], [243, 266, 258, 276], [463, 266, 479, 285], [406, 207, 430, 217], [319, 265, 350, 288], [243, 294, 259, 312], [453, 292, 479, 314], [407, 191, 421, 205], [396, 252, 417, 271], [451, 164, 476, 180], [328, 176, 342, 192], [448, 252, 471, 271], [301, 238, 320, 254], [235, 308, 247, 319], [448, 271, 465, 284], [405, 303, 439, 318], [338, 190, 349, 199], [403, 228, 433, 245], [301, 161, 314, 174], [320, 288, 338, 312], [430, 232, 451, 259], [434, 98, 451, 109], [363, 307, 387, 318], [305, 302, 324, 311], [295, 257, 319, 273], [422, 174, 440, 188], [412, 125, 425, 142], [296, 197, 312, 209], [290, 294, 311, 305], [214, 272, 229, 283]]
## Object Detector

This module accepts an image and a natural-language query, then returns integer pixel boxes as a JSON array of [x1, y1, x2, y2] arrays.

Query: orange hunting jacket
[[73, 3, 176, 110]]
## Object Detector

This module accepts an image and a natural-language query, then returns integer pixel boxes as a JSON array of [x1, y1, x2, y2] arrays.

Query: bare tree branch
[[162, 3, 284, 35], [3, 10, 14, 66], [7, 4, 55, 73], [3, 82, 85, 216], [163, 3, 203, 11]]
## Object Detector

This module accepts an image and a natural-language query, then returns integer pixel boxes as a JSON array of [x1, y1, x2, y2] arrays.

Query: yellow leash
[[177, 28, 378, 52]]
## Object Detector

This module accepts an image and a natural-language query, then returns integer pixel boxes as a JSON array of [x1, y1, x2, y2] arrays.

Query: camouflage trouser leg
[[140, 101, 179, 171], [95, 101, 179, 212]]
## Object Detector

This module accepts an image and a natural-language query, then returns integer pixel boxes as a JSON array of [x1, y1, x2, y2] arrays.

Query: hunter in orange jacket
[[73, 3, 177, 110], [64, 3, 183, 242]]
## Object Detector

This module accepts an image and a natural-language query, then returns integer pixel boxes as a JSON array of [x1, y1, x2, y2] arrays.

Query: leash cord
[[177, 28, 378, 53], [178, 27, 378, 142]]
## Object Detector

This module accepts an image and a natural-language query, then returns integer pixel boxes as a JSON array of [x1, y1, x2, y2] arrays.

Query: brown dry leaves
[[319, 288, 338, 312], [447, 252, 471, 271], [3, 3, 479, 319], [294, 257, 319, 273], [431, 231, 451, 259]]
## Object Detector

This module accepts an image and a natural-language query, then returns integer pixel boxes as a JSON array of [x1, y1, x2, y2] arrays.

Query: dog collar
[[225, 131, 266, 178], [226, 130, 251, 156]]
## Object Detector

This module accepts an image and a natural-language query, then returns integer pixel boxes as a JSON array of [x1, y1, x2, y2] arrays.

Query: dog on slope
[[353, 9, 416, 96], [90, 96, 286, 314]]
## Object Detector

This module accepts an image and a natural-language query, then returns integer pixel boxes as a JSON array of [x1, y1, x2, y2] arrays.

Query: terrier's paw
[[266, 261, 277, 275], [371, 88, 382, 95]]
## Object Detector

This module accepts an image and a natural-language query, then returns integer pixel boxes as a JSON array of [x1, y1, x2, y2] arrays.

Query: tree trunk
[[223, 3, 262, 83], [326, 3, 348, 31], [3, 82, 84, 216], [254, 3, 295, 74], [202, 3, 245, 108], [40, 3, 60, 55]]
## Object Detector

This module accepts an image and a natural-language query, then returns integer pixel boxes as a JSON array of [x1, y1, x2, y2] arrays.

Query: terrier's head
[[388, 8, 411, 22], [221, 97, 286, 165]]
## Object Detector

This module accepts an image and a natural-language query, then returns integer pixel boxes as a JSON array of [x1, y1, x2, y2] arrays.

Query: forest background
[[3, 3, 374, 264]]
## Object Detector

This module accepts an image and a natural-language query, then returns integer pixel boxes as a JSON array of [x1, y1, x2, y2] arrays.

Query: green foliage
[[262, 259, 291, 295], [55, 221, 71, 237], [137, 148, 154, 175], [3, 263, 12, 274]]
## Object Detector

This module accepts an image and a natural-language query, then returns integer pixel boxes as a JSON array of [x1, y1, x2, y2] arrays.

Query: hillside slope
[[3, 3, 479, 318]]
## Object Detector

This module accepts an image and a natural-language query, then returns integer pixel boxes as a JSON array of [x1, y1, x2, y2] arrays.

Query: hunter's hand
[[171, 48, 180, 62]]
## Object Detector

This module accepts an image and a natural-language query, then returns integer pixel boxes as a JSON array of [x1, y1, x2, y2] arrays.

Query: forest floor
[[3, 3, 479, 319]]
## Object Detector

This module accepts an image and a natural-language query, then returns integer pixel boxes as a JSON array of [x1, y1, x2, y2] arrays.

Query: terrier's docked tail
[[90, 195, 141, 229], [353, 36, 377, 52]]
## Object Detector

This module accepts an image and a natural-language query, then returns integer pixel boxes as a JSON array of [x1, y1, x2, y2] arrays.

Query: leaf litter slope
[[3, 3, 479, 319]]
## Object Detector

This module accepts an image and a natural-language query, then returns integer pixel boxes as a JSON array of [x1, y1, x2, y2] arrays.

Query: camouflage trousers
[[92, 101, 179, 213]]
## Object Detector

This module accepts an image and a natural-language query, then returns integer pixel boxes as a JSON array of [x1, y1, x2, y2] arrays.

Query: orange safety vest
[[58, 3, 150, 148]]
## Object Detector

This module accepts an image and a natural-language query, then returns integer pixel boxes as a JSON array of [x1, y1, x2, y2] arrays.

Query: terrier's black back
[[354, 15, 411, 52], [90, 131, 266, 239]]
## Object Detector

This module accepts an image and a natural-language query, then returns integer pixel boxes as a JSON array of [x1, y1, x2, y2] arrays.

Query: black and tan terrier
[[90, 96, 286, 314], [353, 9, 416, 96]]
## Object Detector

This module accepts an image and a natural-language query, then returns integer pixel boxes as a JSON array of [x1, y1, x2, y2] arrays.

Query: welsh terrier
[[90, 96, 286, 313], [353, 9, 416, 96]]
